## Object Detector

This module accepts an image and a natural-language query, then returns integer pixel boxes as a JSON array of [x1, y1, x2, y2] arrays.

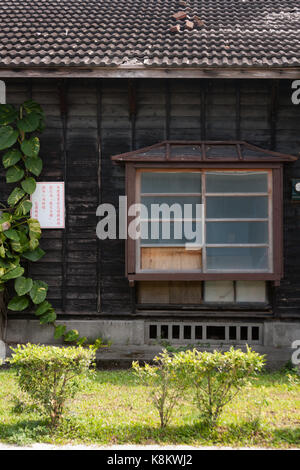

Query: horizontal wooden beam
[[0, 67, 299, 79], [134, 310, 273, 319], [128, 273, 282, 281]]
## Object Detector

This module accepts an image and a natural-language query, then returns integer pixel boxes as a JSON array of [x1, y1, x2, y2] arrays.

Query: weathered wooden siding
[[1, 78, 300, 318]]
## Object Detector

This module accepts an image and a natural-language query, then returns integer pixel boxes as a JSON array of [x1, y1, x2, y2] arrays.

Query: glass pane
[[141, 221, 202, 245], [206, 172, 268, 193], [206, 247, 269, 271], [141, 196, 202, 220], [170, 145, 202, 158], [138, 145, 165, 157], [206, 196, 268, 219], [206, 145, 238, 159], [206, 221, 268, 244], [236, 281, 267, 302], [204, 281, 234, 302], [141, 172, 201, 194]]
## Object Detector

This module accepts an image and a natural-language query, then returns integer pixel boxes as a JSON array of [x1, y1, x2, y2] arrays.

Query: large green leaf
[[17, 112, 40, 133], [1, 266, 24, 281], [3, 229, 20, 241], [7, 187, 25, 207], [23, 100, 45, 118], [77, 336, 88, 346], [39, 309, 57, 324], [10, 231, 29, 253], [23, 101, 45, 132], [21, 177, 36, 195], [24, 156, 42, 176], [30, 280, 48, 304], [22, 246, 45, 262], [28, 218, 41, 240], [64, 329, 80, 343], [35, 300, 52, 316], [29, 237, 39, 251], [2, 149, 22, 169], [6, 165, 24, 183], [21, 176, 36, 194], [21, 137, 40, 157], [0, 104, 18, 126], [14, 276, 33, 296], [8, 295, 30, 311], [0, 213, 11, 224], [54, 324, 66, 339], [3, 258, 19, 269], [15, 199, 32, 217], [0, 126, 19, 151]]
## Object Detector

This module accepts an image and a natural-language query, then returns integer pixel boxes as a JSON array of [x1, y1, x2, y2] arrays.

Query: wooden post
[[270, 80, 279, 150], [96, 79, 103, 313], [128, 79, 137, 151], [165, 79, 171, 141], [200, 79, 207, 140], [235, 79, 241, 140], [58, 79, 68, 312]]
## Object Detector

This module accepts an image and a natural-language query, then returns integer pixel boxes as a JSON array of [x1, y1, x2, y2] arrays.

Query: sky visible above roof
[[0, 0, 299, 68]]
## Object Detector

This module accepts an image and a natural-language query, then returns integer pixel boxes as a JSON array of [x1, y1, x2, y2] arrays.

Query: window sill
[[136, 302, 271, 311], [128, 273, 280, 282]]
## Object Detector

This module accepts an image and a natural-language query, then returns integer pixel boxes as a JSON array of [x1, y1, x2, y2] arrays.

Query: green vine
[[0, 100, 105, 350]]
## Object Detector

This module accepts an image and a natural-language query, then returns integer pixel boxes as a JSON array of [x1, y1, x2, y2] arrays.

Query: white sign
[[31, 182, 65, 229]]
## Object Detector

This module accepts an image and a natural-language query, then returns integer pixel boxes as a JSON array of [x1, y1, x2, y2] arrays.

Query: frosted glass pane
[[141, 196, 202, 220], [206, 247, 269, 271], [206, 145, 238, 159], [206, 222, 268, 244], [206, 196, 268, 219], [204, 281, 234, 302], [236, 281, 267, 302], [206, 172, 268, 193], [141, 221, 202, 245], [141, 172, 201, 193], [171, 145, 202, 158]]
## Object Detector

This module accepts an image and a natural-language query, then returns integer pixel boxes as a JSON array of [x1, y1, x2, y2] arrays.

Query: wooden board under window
[[140, 247, 202, 271], [138, 281, 202, 304]]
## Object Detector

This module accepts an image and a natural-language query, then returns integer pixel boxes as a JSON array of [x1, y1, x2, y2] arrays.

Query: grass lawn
[[0, 368, 299, 448]]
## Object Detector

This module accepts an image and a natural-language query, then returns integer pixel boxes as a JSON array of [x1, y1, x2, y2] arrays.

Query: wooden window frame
[[125, 162, 283, 284]]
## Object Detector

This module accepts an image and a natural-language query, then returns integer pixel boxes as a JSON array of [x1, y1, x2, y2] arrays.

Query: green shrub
[[9, 343, 95, 427], [132, 350, 186, 428], [173, 346, 265, 427]]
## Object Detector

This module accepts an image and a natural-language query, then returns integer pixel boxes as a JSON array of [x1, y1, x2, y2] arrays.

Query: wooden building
[[0, 0, 300, 367]]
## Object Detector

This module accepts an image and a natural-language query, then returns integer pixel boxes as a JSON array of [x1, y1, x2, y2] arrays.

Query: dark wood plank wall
[[1, 78, 300, 318]]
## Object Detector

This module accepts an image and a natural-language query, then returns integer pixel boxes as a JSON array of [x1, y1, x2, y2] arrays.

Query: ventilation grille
[[145, 322, 262, 345]]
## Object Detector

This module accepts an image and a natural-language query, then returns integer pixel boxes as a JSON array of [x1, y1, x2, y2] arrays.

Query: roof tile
[[0, 0, 298, 68]]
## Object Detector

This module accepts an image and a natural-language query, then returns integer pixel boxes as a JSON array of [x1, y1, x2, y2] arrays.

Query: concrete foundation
[[4, 318, 300, 370]]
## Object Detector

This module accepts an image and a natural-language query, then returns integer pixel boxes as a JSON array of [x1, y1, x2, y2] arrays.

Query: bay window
[[112, 141, 296, 299]]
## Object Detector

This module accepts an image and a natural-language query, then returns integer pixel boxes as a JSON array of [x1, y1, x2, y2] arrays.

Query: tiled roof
[[0, 0, 300, 68]]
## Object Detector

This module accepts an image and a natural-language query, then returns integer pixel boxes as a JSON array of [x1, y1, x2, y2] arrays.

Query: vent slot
[[145, 322, 262, 345]]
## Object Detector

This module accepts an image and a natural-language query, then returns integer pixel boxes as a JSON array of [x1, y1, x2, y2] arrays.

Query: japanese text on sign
[[31, 182, 65, 229]]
